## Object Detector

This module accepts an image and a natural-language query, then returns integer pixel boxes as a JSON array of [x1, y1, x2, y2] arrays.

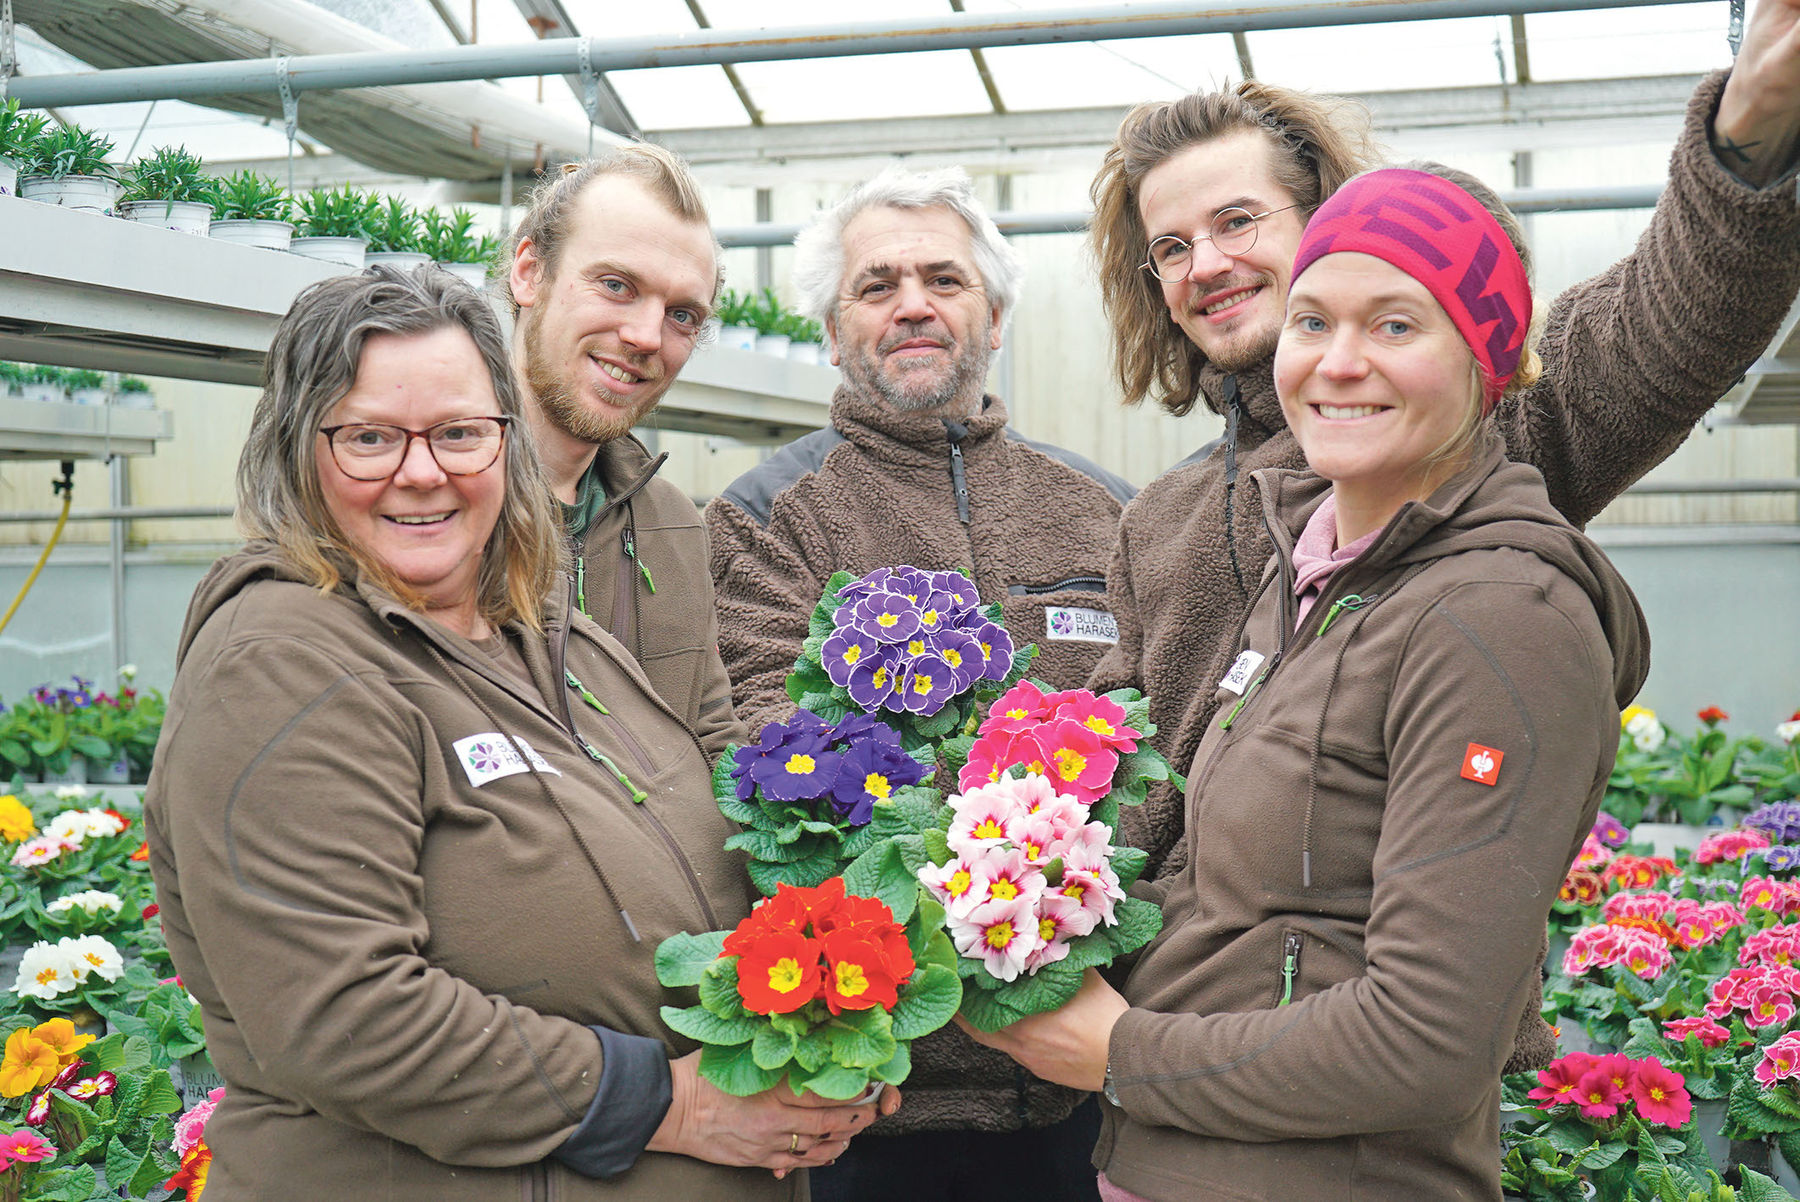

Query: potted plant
[[0, 100, 49, 198], [63, 371, 108, 407], [290, 185, 376, 269], [115, 376, 155, 411], [18, 366, 64, 404], [714, 288, 759, 351], [420, 206, 494, 288], [784, 313, 827, 365], [208, 170, 294, 250], [116, 145, 216, 235], [365, 196, 431, 269], [750, 287, 792, 357], [17, 122, 120, 215]]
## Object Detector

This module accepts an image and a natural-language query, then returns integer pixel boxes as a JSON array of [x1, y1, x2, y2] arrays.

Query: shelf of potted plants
[[15, 120, 119, 216], [115, 146, 215, 235]]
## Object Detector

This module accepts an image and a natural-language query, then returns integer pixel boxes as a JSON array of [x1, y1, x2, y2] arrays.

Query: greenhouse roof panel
[[1522, 5, 1734, 80]]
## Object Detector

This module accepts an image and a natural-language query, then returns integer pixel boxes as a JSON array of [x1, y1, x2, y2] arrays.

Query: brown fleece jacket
[[706, 384, 1134, 1134], [1102, 438, 1649, 1200], [1094, 69, 1800, 883]]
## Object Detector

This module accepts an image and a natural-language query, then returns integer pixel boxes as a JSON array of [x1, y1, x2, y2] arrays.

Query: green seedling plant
[[117, 146, 216, 210], [210, 171, 293, 222], [20, 122, 118, 180], [295, 186, 378, 239], [367, 196, 424, 253], [420, 206, 485, 262], [0, 100, 50, 164]]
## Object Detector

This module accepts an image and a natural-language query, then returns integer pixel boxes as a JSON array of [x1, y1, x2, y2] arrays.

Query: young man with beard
[[1085, 0, 1800, 895], [508, 147, 746, 760], [704, 166, 1133, 1202]]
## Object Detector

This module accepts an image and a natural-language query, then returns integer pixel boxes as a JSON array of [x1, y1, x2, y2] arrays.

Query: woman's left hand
[[956, 968, 1128, 1091]]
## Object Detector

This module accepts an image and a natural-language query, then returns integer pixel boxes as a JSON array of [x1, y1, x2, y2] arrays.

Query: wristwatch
[[1102, 1061, 1121, 1108]]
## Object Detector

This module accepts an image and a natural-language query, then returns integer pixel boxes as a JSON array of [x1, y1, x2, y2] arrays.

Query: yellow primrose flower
[[1620, 704, 1656, 731], [0, 795, 35, 843], [30, 1017, 95, 1064], [0, 1028, 61, 1098]]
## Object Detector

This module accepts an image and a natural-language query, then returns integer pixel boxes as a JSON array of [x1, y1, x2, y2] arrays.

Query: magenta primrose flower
[[1590, 813, 1630, 848], [1573, 1067, 1628, 1120], [1757, 1032, 1800, 1089], [64, 1071, 116, 1101], [0, 1128, 55, 1166], [1662, 1016, 1731, 1048]]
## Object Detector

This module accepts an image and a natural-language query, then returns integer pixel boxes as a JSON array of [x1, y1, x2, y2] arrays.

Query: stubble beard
[[1203, 321, 1282, 375], [840, 317, 993, 416], [522, 306, 663, 445]]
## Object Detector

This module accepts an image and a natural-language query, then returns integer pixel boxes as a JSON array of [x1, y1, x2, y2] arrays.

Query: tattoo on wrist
[[1714, 135, 1762, 168]]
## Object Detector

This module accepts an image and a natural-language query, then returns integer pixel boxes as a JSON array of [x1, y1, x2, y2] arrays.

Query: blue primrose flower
[[1747, 802, 1800, 846], [928, 570, 980, 611], [826, 712, 886, 746], [731, 711, 836, 801], [757, 745, 843, 803], [969, 620, 1014, 682], [898, 653, 957, 715], [1763, 845, 1800, 873], [845, 649, 904, 712], [822, 629, 879, 689], [829, 738, 927, 826], [929, 629, 986, 690], [846, 593, 923, 644]]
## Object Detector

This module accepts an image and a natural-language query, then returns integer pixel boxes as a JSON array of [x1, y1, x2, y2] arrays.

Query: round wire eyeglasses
[[1140, 205, 1302, 283]]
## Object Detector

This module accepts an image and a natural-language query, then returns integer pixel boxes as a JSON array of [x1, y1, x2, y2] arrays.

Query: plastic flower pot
[[0, 155, 16, 197], [41, 757, 87, 785], [755, 333, 792, 357], [435, 260, 489, 289], [18, 173, 121, 216], [1630, 822, 1707, 860], [288, 235, 368, 269], [366, 250, 432, 270], [787, 340, 824, 366], [118, 198, 213, 234], [209, 218, 294, 251], [69, 387, 110, 406], [1690, 1097, 1731, 1174], [85, 751, 131, 784], [20, 382, 64, 403], [718, 324, 757, 352]]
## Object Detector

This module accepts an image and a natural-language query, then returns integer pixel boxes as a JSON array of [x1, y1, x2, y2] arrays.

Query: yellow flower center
[[973, 817, 1007, 840], [864, 773, 892, 800], [1024, 841, 1043, 859], [946, 869, 972, 897], [1006, 707, 1028, 720], [82, 953, 104, 970], [1053, 747, 1086, 781], [981, 642, 993, 660], [785, 754, 816, 775], [908, 639, 926, 656], [1064, 882, 1085, 901], [768, 957, 806, 994], [873, 667, 889, 688], [990, 878, 1019, 901], [912, 674, 934, 696], [944, 648, 963, 668], [34, 969, 56, 987], [834, 962, 870, 998], [1027, 758, 1047, 775], [1039, 917, 1057, 941], [842, 645, 862, 665], [1084, 716, 1116, 736], [922, 608, 939, 626], [878, 613, 898, 628], [984, 921, 1016, 949]]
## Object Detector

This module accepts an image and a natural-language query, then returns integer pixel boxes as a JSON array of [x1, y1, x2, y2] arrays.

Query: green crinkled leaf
[[725, 827, 816, 864], [825, 1007, 896, 1069], [788, 1059, 870, 1100], [890, 963, 962, 1041], [792, 1026, 832, 1072], [1105, 897, 1164, 957], [752, 1023, 799, 1071], [769, 1008, 814, 1037], [1111, 846, 1149, 892], [921, 827, 951, 866], [994, 956, 1084, 1016], [747, 847, 842, 896], [662, 1003, 760, 1047], [717, 791, 761, 825], [1738, 1166, 1795, 1202], [1109, 776, 1148, 810], [104, 1136, 148, 1200], [842, 842, 919, 924], [655, 929, 729, 987], [912, 706, 961, 739], [1058, 931, 1119, 975], [802, 633, 827, 665], [908, 896, 948, 962], [958, 982, 1028, 1032], [939, 734, 975, 775], [699, 1041, 782, 1097], [1117, 745, 1170, 785], [872, 1037, 912, 1086], [698, 958, 753, 1020], [24, 1164, 97, 1202], [841, 823, 881, 858], [138, 1068, 182, 1116]]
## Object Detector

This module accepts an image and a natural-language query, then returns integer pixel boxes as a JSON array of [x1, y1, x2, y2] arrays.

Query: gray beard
[[839, 326, 992, 415]]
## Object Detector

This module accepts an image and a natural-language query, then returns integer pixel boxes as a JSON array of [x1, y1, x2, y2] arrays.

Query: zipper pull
[[1219, 671, 1266, 731], [622, 528, 656, 594], [1278, 932, 1302, 1006], [1317, 593, 1367, 637], [565, 669, 609, 715], [573, 553, 590, 619], [947, 442, 971, 524], [597, 751, 649, 804]]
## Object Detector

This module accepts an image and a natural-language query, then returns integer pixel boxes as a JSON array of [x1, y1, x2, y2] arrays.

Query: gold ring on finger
[[788, 1132, 800, 1154]]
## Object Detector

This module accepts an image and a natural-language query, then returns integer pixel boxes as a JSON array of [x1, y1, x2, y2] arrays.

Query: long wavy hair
[[1090, 81, 1378, 416], [237, 265, 565, 630]]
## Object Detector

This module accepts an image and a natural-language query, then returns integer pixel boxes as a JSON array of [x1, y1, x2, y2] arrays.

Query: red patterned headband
[[1291, 168, 1531, 412]]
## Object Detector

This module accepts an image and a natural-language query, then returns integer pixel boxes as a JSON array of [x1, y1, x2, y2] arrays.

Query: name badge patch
[[1044, 606, 1118, 644], [1461, 743, 1504, 786], [1218, 649, 1266, 695], [453, 733, 561, 788]]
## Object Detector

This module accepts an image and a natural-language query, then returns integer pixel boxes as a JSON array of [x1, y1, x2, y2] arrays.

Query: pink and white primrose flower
[[1561, 925, 1670, 980], [1743, 925, 1800, 969], [65, 1071, 117, 1101], [1696, 829, 1772, 865], [1746, 984, 1798, 1029], [172, 1087, 225, 1157], [946, 783, 1025, 856], [949, 894, 1043, 983], [1758, 1032, 1800, 1089], [919, 856, 988, 919], [1573, 833, 1613, 870], [9, 837, 68, 870], [1603, 892, 1674, 922], [969, 848, 1046, 912], [1056, 863, 1125, 930], [1743, 876, 1800, 916], [1663, 1016, 1731, 1048]]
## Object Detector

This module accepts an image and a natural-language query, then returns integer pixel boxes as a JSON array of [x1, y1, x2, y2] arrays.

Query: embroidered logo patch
[[453, 733, 561, 788], [1461, 743, 1504, 786], [1218, 649, 1266, 696], [1044, 606, 1118, 644]]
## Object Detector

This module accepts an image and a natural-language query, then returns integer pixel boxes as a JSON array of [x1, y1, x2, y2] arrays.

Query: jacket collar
[[586, 433, 668, 518], [830, 382, 1010, 462], [1199, 358, 1285, 445]]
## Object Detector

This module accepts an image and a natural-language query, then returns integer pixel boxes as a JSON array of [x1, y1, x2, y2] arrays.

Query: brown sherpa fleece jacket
[[1088, 68, 1800, 1077], [705, 384, 1134, 1135]]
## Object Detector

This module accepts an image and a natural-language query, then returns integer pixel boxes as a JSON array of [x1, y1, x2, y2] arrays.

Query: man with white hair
[[705, 167, 1130, 1200]]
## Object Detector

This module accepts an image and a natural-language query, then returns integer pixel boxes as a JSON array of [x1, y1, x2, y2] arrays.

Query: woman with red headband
[[967, 167, 1653, 1200]]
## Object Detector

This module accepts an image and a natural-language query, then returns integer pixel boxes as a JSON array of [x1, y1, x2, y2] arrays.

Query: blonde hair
[[237, 265, 565, 630], [1091, 80, 1378, 416]]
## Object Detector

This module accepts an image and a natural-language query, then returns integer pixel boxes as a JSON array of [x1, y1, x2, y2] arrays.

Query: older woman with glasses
[[144, 266, 889, 1201]]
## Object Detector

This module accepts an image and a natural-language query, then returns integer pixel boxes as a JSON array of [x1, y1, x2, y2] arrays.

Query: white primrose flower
[[76, 809, 126, 838], [1778, 718, 1800, 745], [45, 890, 123, 917], [44, 811, 91, 844], [13, 941, 81, 999], [63, 935, 124, 983], [118, 664, 138, 682], [51, 785, 92, 802]]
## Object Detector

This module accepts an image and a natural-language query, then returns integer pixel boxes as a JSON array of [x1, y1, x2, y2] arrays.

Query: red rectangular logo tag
[[1461, 743, 1503, 786]]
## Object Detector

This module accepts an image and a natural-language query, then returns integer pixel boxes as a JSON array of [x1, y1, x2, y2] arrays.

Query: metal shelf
[[0, 195, 836, 441], [0, 397, 172, 461]]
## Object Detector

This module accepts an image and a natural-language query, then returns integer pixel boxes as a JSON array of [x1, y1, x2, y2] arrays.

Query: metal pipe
[[1621, 479, 1800, 496], [0, 505, 233, 525], [714, 185, 1664, 247], [8, 0, 1690, 109]]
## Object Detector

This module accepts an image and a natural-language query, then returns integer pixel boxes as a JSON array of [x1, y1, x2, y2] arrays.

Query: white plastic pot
[[787, 340, 824, 366], [0, 156, 16, 197], [718, 323, 758, 352], [756, 333, 792, 357], [85, 752, 132, 784], [210, 218, 295, 251], [70, 388, 111, 406], [18, 173, 121, 216], [20, 383, 64, 403], [118, 198, 214, 234], [116, 389, 156, 411], [436, 260, 490, 289], [366, 250, 433, 270], [289, 235, 369, 269]]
